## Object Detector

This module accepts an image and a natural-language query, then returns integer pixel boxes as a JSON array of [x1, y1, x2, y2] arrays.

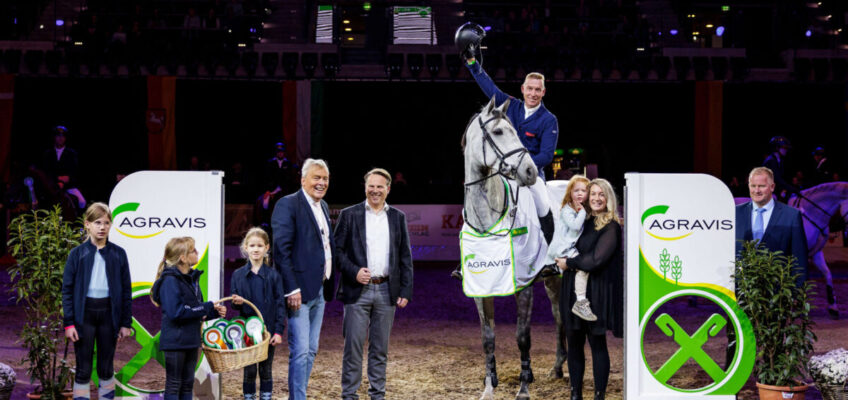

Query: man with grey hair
[[334, 168, 414, 400], [272, 158, 337, 400]]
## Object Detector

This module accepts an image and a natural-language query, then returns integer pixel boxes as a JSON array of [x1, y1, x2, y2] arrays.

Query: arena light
[[343, 19, 350, 24], [706, 24, 714, 28], [716, 26, 725, 36], [74, 41, 83, 46], [722, 5, 730, 11], [483, 26, 491, 31], [56, 19, 64, 26], [363, 2, 371, 11], [345, 27, 351, 32], [806, 29, 813, 37], [670, 29, 679, 35]]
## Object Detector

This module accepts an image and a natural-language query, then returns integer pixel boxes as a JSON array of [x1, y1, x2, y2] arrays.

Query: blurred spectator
[[809, 146, 834, 186]]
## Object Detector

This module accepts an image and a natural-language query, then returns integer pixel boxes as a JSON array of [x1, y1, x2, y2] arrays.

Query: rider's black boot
[[593, 391, 605, 400], [539, 263, 560, 278], [540, 210, 554, 245], [451, 264, 462, 281]]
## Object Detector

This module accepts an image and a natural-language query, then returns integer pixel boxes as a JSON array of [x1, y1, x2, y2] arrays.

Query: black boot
[[539, 263, 560, 278], [451, 264, 462, 281], [593, 391, 605, 400], [540, 211, 554, 245], [570, 388, 583, 400]]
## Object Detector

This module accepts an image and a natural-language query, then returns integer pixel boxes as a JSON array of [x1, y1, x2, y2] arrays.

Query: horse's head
[[462, 96, 538, 186]]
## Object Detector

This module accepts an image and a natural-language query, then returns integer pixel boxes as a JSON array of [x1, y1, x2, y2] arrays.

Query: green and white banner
[[624, 173, 754, 398], [109, 171, 224, 399]]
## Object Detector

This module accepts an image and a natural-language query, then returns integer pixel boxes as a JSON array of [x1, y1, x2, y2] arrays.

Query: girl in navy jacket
[[231, 227, 286, 400], [151, 236, 226, 400], [62, 202, 132, 400]]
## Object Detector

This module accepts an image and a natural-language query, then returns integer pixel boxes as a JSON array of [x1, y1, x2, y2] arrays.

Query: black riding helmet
[[455, 22, 486, 63]]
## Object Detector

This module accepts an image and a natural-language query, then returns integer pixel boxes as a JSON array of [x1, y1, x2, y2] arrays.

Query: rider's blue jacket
[[467, 61, 559, 178]]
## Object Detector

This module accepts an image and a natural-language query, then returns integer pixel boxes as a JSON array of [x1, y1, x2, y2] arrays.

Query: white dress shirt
[[524, 104, 540, 119], [365, 202, 391, 278], [55, 146, 65, 161], [751, 198, 775, 233], [303, 190, 332, 281]]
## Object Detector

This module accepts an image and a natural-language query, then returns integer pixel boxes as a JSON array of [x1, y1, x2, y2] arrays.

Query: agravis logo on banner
[[642, 204, 732, 241], [626, 174, 754, 399], [113, 202, 208, 239]]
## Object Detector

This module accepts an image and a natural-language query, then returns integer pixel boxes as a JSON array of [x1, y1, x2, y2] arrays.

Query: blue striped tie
[[753, 208, 766, 241]]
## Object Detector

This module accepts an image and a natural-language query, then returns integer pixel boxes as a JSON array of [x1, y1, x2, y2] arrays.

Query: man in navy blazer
[[272, 158, 336, 400], [334, 168, 413, 400], [736, 166, 808, 287]]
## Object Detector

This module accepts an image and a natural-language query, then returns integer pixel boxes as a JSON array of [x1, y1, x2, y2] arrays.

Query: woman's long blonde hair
[[588, 178, 621, 230], [561, 175, 590, 208], [150, 236, 196, 306], [83, 202, 112, 241]]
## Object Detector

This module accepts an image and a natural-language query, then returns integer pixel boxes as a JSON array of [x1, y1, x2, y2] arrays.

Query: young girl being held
[[543, 175, 598, 321], [231, 228, 286, 400], [151, 237, 226, 400], [62, 202, 133, 400]]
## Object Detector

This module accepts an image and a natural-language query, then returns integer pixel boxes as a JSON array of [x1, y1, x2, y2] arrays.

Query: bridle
[[463, 112, 530, 235]]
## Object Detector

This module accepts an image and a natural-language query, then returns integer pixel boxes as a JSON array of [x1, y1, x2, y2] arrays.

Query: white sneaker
[[572, 299, 598, 321]]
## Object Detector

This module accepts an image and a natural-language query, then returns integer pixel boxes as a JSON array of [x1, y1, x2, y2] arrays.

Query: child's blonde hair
[[561, 175, 591, 208], [240, 227, 270, 263], [150, 236, 196, 306], [83, 202, 112, 240]]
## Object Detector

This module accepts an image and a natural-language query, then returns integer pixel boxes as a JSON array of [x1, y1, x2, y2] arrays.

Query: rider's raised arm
[[466, 59, 511, 107]]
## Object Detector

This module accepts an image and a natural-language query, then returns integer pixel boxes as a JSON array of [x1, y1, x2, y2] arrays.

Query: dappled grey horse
[[461, 97, 567, 400]]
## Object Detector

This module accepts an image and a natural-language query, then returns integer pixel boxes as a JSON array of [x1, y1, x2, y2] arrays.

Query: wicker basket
[[818, 382, 847, 400], [201, 296, 270, 373]]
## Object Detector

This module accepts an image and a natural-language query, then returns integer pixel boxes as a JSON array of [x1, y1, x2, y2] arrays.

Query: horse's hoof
[[515, 385, 531, 400], [828, 305, 839, 320], [479, 376, 495, 400], [548, 367, 563, 379], [520, 367, 535, 384]]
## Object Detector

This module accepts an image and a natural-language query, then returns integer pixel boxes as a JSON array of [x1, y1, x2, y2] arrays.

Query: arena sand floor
[[0, 242, 846, 399]]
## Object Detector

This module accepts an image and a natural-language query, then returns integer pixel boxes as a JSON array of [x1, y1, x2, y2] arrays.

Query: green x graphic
[[652, 313, 728, 384]]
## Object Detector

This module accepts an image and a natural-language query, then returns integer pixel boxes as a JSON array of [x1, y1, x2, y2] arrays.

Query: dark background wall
[[9, 78, 846, 205]]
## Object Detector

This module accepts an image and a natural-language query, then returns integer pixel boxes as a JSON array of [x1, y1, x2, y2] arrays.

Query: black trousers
[[74, 297, 116, 383], [243, 344, 275, 394], [566, 329, 610, 394], [164, 349, 199, 395]]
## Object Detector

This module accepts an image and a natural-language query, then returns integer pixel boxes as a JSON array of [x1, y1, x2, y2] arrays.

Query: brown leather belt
[[370, 276, 388, 284]]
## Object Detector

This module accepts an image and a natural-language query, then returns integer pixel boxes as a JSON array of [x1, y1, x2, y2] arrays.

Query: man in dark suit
[[736, 166, 808, 286], [334, 168, 413, 400], [271, 158, 336, 400]]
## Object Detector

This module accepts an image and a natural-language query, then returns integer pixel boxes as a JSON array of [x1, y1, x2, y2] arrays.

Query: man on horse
[[456, 22, 559, 244]]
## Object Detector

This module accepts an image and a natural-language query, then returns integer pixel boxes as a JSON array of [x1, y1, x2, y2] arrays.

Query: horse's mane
[[801, 181, 848, 197]]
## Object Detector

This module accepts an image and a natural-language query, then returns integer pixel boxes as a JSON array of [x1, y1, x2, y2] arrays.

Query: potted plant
[[809, 348, 848, 400], [7, 206, 80, 399], [735, 240, 816, 400]]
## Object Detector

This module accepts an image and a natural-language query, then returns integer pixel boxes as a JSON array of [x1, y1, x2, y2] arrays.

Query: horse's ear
[[500, 98, 511, 113], [485, 96, 496, 114]]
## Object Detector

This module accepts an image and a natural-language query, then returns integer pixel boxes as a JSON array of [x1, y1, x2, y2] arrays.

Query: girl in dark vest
[[231, 227, 286, 400], [151, 236, 226, 400], [62, 202, 133, 400]]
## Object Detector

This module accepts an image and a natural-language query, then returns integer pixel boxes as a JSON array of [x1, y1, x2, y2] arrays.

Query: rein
[[791, 192, 843, 237]]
